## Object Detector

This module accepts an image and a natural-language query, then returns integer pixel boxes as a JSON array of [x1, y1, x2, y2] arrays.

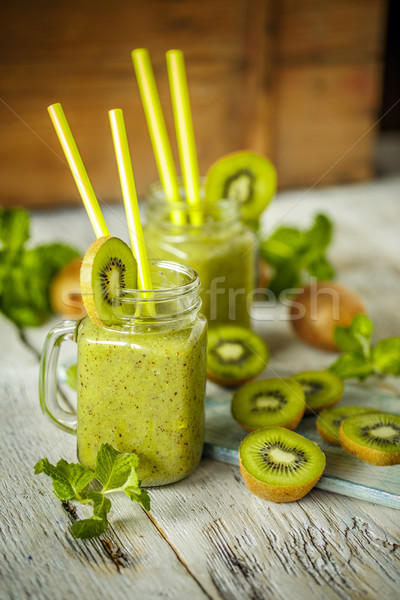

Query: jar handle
[[39, 320, 78, 434]]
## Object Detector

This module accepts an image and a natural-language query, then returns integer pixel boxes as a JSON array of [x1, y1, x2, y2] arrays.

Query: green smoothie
[[76, 314, 207, 486], [144, 190, 256, 326]]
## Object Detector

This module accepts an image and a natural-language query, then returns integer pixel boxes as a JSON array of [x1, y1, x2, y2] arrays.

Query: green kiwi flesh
[[232, 378, 305, 431], [205, 151, 277, 222], [317, 406, 378, 445], [339, 412, 400, 465], [291, 370, 344, 414], [82, 237, 137, 326], [239, 428, 326, 502], [207, 325, 269, 387]]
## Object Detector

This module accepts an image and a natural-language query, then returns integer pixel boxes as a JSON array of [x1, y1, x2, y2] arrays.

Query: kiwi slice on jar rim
[[205, 151, 277, 223], [339, 412, 400, 465], [239, 428, 326, 503], [291, 370, 344, 415], [207, 325, 269, 387], [232, 378, 305, 431], [80, 236, 137, 327], [316, 406, 378, 446]]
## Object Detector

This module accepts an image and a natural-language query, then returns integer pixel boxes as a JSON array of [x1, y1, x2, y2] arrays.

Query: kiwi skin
[[80, 237, 109, 327], [339, 417, 400, 466], [239, 429, 326, 503], [289, 282, 366, 352], [50, 257, 86, 319]]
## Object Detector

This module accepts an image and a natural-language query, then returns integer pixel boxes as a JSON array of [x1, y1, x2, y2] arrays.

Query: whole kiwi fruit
[[50, 257, 86, 319], [289, 281, 366, 351]]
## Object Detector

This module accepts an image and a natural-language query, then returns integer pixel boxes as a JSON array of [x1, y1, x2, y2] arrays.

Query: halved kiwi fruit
[[205, 151, 277, 222], [291, 370, 344, 415], [316, 406, 378, 446], [80, 236, 137, 327], [207, 325, 269, 387], [232, 378, 305, 431], [239, 428, 326, 503], [339, 412, 400, 465]]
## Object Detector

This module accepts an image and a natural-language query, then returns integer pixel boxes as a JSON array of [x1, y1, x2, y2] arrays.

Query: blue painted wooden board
[[204, 382, 400, 509]]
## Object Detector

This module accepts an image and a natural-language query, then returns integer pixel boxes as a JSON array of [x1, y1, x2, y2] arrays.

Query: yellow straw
[[166, 50, 203, 226], [47, 103, 109, 239], [108, 109, 153, 293], [131, 48, 184, 226]]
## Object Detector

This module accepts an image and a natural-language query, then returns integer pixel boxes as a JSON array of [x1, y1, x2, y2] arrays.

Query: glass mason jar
[[143, 181, 257, 327], [39, 260, 207, 487]]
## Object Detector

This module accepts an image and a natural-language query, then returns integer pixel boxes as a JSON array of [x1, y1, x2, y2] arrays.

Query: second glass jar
[[144, 182, 257, 327]]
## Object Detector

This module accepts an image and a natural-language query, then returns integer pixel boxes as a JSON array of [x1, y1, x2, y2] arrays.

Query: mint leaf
[[55, 460, 95, 496], [259, 214, 334, 296], [372, 338, 400, 375], [71, 515, 109, 539], [0, 207, 30, 256], [307, 256, 335, 280], [0, 208, 79, 327], [351, 314, 374, 339], [95, 443, 139, 492], [334, 325, 364, 353], [69, 493, 112, 539], [303, 214, 332, 254], [36, 444, 150, 539], [126, 488, 151, 511], [330, 353, 374, 380], [35, 458, 94, 501]]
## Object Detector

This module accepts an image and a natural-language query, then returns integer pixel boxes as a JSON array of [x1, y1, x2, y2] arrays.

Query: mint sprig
[[0, 207, 79, 327], [259, 214, 335, 296], [35, 443, 151, 539], [329, 314, 400, 381]]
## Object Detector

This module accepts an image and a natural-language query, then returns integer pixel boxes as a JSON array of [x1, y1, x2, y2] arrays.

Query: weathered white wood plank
[[0, 366, 210, 600], [146, 458, 400, 600], [1, 175, 400, 599]]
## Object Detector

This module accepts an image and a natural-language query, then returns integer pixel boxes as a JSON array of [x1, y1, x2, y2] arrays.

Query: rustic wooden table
[[1, 176, 400, 599]]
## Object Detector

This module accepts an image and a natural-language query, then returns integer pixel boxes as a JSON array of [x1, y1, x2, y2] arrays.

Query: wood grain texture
[[0, 0, 388, 207], [0, 0, 272, 207], [1, 176, 400, 598]]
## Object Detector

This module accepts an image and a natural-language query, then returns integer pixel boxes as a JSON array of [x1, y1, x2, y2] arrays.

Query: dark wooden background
[[0, 0, 387, 208]]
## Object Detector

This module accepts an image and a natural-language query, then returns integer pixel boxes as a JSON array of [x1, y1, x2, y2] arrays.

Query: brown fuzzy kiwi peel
[[239, 457, 324, 503], [290, 282, 366, 352]]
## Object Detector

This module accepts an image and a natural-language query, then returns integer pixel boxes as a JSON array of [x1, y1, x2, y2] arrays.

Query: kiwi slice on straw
[[205, 151, 277, 222], [339, 412, 400, 465], [80, 236, 137, 327], [316, 406, 378, 446], [239, 428, 326, 503], [291, 370, 344, 415], [232, 378, 305, 431]]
